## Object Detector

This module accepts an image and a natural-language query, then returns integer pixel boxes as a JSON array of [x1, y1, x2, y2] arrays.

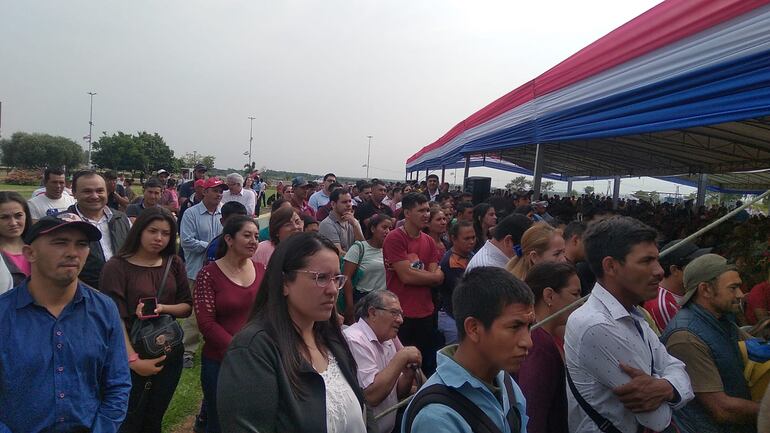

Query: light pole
[[248, 116, 255, 171], [366, 135, 373, 179], [87, 92, 97, 167]]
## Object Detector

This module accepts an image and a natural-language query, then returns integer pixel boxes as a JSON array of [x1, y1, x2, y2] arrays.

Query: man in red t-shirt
[[643, 239, 710, 332], [383, 192, 443, 375]]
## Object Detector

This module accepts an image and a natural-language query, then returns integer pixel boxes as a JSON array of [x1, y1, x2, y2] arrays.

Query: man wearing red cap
[[180, 177, 227, 369]]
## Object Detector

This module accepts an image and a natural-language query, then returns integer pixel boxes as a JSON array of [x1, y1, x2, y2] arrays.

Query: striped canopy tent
[[405, 0, 770, 199]]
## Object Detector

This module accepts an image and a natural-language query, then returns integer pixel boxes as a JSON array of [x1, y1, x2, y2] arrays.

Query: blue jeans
[[200, 357, 221, 433], [438, 310, 458, 345]]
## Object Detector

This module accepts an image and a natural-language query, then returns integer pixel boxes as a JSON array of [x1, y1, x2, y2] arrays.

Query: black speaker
[[464, 176, 491, 205]]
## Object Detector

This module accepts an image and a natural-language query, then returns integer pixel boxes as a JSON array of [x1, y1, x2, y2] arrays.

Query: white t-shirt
[[27, 194, 77, 220]]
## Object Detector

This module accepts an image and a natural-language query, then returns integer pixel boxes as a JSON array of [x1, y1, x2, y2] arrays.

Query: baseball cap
[[24, 213, 102, 245], [533, 200, 549, 208], [194, 179, 206, 188], [660, 239, 711, 268], [292, 176, 308, 188], [194, 163, 207, 172], [679, 254, 737, 306], [202, 177, 227, 190], [157, 169, 169, 175]]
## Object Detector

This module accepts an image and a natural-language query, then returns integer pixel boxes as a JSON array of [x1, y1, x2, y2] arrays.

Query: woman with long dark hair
[[0, 191, 33, 287], [472, 203, 496, 252], [517, 261, 580, 433], [341, 213, 392, 324], [253, 206, 303, 267], [423, 205, 450, 259], [195, 215, 264, 433], [218, 233, 367, 433], [99, 207, 193, 433]]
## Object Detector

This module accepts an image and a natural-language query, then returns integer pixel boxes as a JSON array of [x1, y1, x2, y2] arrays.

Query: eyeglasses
[[375, 307, 404, 318], [294, 270, 347, 289]]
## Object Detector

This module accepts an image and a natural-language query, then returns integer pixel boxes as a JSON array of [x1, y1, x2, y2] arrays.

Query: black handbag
[[130, 258, 184, 359]]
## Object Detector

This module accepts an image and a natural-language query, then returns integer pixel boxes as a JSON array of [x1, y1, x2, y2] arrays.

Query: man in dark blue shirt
[[0, 213, 131, 433]]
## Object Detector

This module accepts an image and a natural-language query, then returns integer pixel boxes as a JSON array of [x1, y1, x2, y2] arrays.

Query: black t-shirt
[[575, 260, 596, 297], [107, 184, 126, 210], [354, 199, 393, 237], [178, 180, 195, 200]]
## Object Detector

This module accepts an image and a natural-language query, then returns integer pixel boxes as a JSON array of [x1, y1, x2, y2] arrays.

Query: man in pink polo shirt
[[343, 290, 425, 433]]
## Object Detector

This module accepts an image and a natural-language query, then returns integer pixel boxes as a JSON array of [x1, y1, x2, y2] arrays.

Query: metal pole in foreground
[[248, 116, 255, 171], [374, 188, 770, 421], [87, 92, 97, 167]]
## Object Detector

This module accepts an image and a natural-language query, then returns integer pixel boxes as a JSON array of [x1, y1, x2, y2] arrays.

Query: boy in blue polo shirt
[[403, 266, 534, 433]]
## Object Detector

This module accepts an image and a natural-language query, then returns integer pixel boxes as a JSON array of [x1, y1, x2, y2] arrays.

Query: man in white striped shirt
[[466, 214, 531, 272]]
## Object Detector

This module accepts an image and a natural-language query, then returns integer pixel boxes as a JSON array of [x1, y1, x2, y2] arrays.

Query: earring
[[547, 303, 552, 308]]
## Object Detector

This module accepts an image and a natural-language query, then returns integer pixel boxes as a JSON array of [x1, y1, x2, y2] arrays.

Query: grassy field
[[0, 183, 38, 197]]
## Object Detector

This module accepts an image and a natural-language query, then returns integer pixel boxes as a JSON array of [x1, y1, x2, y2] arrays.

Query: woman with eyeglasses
[[194, 215, 265, 433], [218, 232, 367, 433], [253, 206, 303, 267]]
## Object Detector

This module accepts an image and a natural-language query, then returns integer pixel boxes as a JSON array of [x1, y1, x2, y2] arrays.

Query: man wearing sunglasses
[[343, 290, 425, 433]]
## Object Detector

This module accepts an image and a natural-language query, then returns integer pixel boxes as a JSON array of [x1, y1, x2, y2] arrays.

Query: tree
[[177, 152, 216, 170], [91, 131, 176, 174], [0, 132, 85, 169], [505, 176, 532, 192], [634, 190, 660, 203], [584, 186, 595, 195], [541, 180, 555, 193]]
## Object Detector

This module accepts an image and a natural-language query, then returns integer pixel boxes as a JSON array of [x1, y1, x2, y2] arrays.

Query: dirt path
[[168, 414, 196, 433]]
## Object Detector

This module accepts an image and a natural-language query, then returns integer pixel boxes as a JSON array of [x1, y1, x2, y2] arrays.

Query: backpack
[[403, 373, 521, 433]]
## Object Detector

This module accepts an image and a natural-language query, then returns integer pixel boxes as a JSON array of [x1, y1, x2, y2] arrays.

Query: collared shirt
[[75, 205, 116, 261], [565, 283, 693, 433], [643, 286, 684, 332], [0, 281, 131, 433], [406, 345, 528, 433], [308, 190, 330, 212], [465, 240, 510, 272], [180, 201, 223, 279], [319, 211, 356, 252], [343, 319, 400, 433], [222, 188, 256, 216]]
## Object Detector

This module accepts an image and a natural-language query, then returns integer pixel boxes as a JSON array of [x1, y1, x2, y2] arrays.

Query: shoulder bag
[[130, 258, 184, 359]]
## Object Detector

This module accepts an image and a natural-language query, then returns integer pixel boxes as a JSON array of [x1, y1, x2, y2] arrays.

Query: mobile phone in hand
[[139, 297, 159, 319]]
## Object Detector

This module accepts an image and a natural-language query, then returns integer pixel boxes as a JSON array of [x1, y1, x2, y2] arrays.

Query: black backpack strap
[[566, 368, 624, 433], [404, 384, 504, 433], [503, 374, 522, 433], [156, 257, 174, 299]]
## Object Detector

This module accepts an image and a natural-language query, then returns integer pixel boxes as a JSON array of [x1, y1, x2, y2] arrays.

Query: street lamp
[[248, 116, 256, 171], [87, 92, 97, 167], [366, 135, 373, 179]]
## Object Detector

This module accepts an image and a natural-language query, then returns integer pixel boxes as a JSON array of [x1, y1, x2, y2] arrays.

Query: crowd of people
[[0, 166, 769, 433]]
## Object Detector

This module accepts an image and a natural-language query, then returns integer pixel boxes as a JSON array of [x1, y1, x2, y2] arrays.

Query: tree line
[[0, 131, 216, 176]]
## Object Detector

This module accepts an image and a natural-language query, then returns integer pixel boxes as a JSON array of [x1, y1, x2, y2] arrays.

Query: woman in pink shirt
[[195, 215, 265, 433], [254, 206, 303, 267], [0, 192, 32, 286]]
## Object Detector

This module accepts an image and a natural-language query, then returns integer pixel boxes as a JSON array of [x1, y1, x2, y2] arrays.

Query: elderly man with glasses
[[222, 172, 257, 217], [343, 289, 425, 433]]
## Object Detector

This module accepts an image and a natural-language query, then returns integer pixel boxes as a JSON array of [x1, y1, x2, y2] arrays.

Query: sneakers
[[183, 354, 194, 369]]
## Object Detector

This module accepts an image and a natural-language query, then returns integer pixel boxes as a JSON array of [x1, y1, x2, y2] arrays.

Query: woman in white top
[[341, 213, 392, 324], [218, 233, 367, 433]]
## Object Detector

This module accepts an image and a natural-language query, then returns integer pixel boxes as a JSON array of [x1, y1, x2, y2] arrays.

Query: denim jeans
[[200, 357, 222, 433]]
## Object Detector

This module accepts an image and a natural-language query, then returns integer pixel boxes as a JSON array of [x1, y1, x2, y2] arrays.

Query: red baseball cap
[[202, 177, 227, 190]]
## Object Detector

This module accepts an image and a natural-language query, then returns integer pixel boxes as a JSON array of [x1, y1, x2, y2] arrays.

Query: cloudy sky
[[1, 0, 686, 194]]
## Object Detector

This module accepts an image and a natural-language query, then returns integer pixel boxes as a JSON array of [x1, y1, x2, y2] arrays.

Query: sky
[[0, 0, 690, 195]]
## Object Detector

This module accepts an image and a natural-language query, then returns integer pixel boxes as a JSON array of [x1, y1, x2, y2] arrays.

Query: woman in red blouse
[[195, 215, 264, 433]]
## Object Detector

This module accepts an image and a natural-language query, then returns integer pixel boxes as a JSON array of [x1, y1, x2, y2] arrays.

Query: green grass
[[0, 183, 38, 197], [162, 352, 203, 431]]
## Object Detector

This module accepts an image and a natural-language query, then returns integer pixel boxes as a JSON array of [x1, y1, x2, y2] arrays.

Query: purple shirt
[[343, 318, 401, 433], [517, 327, 568, 433]]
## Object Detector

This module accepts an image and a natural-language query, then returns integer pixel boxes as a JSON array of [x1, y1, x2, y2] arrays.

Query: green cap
[[679, 254, 736, 306]]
